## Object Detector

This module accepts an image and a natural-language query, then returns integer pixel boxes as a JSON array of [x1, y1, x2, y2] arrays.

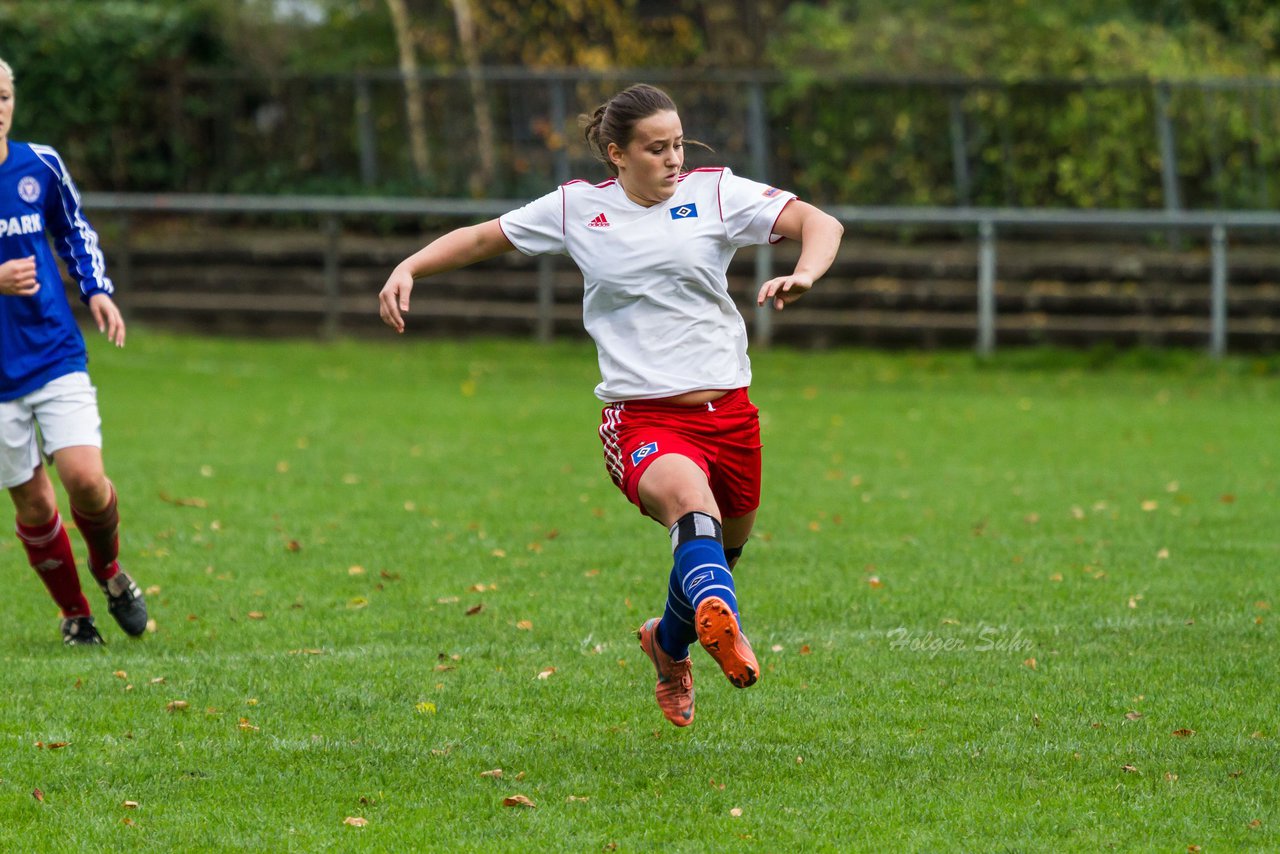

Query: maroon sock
[[17, 513, 91, 618], [71, 485, 120, 584]]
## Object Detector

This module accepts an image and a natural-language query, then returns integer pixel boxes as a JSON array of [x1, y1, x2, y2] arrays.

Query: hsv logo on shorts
[[670, 204, 698, 220], [630, 441, 659, 466], [587, 212, 610, 228]]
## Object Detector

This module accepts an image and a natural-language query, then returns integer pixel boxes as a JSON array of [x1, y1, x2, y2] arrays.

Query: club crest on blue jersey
[[670, 204, 698, 220], [631, 441, 659, 465], [17, 176, 39, 203]]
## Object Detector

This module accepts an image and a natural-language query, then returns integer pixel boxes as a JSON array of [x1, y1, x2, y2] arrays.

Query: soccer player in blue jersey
[[0, 58, 147, 645]]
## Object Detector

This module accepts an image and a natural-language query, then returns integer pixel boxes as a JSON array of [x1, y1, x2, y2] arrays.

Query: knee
[[60, 469, 109, 510], [10, 476, 58, 526], [666, 491, 715, 521]]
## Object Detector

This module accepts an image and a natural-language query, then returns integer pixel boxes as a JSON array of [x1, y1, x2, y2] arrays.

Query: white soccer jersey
[[499, 166, 796, 402]]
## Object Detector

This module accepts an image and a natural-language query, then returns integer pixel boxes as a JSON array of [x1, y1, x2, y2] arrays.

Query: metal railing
[[83, 192, 1280, 357]]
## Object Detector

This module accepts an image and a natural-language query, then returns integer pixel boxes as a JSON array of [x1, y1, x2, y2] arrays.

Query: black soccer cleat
[[61, 615, 105, 646], [100, 568, 148, 637]]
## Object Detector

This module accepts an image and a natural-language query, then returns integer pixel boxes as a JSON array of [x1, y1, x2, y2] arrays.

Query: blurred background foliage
[[2, 0, 1279, 206]]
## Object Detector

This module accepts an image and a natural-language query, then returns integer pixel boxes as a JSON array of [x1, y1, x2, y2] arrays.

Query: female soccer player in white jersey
[[0, 58, 148, 645], [379, 83, 842, 726]]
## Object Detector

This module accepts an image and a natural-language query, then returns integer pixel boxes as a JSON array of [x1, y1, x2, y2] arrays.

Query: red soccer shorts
[[598, 387, 762, 519]]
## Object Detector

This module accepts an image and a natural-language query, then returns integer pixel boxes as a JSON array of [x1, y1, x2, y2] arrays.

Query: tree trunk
[[449, 0, 496, 196], [385, 0, 431, 180]]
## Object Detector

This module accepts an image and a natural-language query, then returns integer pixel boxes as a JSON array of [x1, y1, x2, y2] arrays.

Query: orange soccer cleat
[[694, 597, 759, 688], [637, 618, 695, 727]]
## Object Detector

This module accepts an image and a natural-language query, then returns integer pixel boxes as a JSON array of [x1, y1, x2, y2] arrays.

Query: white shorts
[[0, 372, 102, 489]]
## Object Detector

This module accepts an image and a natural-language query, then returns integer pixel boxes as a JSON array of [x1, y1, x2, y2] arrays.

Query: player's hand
[[378, 266, 415, 333], [757, 273, 813, 311], [88, 293, 126, 347], [0, 256, 39, 296]]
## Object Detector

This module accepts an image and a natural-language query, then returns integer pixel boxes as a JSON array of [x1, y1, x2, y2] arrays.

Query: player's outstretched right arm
[[379, 219, 515, 333]]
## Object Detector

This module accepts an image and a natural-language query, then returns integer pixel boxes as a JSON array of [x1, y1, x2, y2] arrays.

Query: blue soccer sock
[[656, 563, 697, 661], [671, 510, 739, 620]]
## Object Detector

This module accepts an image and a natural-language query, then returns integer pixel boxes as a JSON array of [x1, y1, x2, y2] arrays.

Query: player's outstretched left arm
[[89, 293, 126, 347], [757, 200, 844, 311]]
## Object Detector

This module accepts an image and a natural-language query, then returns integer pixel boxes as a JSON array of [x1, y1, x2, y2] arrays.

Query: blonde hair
[[0, 57, 13, 83]]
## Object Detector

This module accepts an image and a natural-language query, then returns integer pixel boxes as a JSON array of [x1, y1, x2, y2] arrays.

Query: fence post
[[948, 91, 972, 206], [746, 80, 774, 347], [977, 219, 996, 356], [116, 211, 133, 294], [1154, 82, 1182, 247], [549, 79, 570, 185], [1210, 224, 1227, 358], [536, 255, 555, 343], [322, 214, 341, 340], [355, 74, 378, 187]]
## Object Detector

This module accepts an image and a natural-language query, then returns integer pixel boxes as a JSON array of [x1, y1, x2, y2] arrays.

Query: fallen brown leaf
[[1125, 711, 1144, 721], [45, 742, 69, 750], [480, 769, 503, 778], [516, 620, 533, 631], [536, 667, 556, 680], [122, 800, 139, 809], [166, 700, 189, 712], [1122, 764, 1139, 773], [32, 788, 44, 802], [1172, 728, 1195, 738], [343, 816, 368, 827], [466, 604, 484, 616], [502, 795, 536, 808], [730, 807, 743, 817], [158, 492, 207, 508], [247, 611, 266, 620]]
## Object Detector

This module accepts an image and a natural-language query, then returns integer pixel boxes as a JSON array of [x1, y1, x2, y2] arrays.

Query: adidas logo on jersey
[[587, 212, 610, 228]]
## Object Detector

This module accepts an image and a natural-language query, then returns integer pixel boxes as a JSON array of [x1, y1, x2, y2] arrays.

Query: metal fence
[[84, 192, 1280, 357], [79, 68, 1280, 211]]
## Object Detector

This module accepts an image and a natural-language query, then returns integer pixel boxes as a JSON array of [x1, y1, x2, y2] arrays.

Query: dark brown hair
[[582, 83, 683, 176]]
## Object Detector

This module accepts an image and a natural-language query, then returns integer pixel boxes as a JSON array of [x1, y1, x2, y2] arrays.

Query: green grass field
[[1, 332, 1276, 851]]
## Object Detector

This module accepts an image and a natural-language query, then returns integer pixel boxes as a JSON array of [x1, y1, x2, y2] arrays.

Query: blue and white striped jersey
[[0, 141, 113, 401]]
